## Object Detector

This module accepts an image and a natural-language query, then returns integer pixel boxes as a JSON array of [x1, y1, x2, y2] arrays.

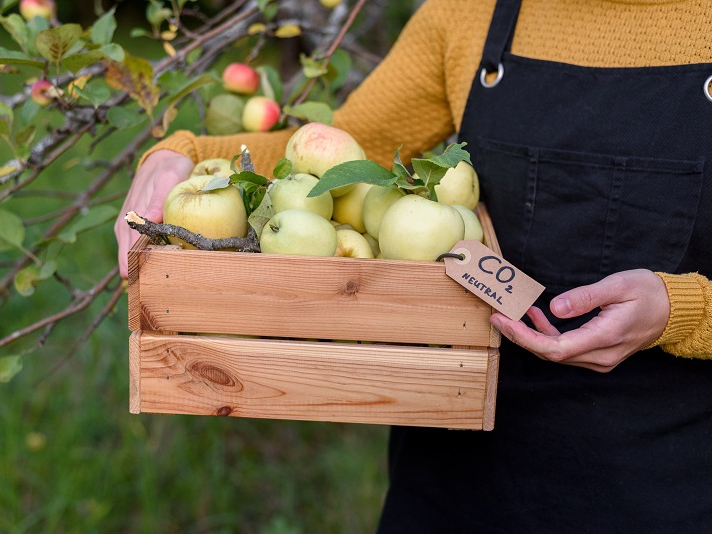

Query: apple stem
[[125, 211, 261, 252]]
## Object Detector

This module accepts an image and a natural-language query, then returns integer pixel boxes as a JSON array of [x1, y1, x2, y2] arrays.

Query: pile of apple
[[163, 122, 483, 262]]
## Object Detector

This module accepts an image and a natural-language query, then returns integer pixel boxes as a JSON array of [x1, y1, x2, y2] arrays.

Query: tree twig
[[124, 211, 261, 253]]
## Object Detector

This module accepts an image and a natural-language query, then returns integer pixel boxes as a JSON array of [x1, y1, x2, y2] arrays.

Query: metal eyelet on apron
[[704, 74, 712, 102], [480, 63, 504, 88]]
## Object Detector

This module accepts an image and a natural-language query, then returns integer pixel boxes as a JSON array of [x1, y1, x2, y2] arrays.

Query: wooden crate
[[128, 204, 501, 430]]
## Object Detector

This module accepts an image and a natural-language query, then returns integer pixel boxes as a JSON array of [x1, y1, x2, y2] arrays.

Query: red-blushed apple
[[163, 174, 248, 249], [221, 62, 260, 95], [260, 209, 338, 257], [451, 204, 484, 242], [379, 195, 465, 261], [30, 80, 59, 106], [434, 161, 480, 210], [19, 0, 55, 20], [331, 182, 373, 233], [242, 96, 281, 132], [284, 122, 366, 197], [334, 229, 374, 259], [362, 184, 406, 239], [268, 173, 334, 220]]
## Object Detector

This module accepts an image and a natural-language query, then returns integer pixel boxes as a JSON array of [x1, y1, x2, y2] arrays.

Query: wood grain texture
[[129, 330, 142, 414], [127, 235, 149, 331], [135, 332, 491, 430]]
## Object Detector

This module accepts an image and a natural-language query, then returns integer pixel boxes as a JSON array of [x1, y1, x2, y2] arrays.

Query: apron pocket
[[476, 138, 703, 292]]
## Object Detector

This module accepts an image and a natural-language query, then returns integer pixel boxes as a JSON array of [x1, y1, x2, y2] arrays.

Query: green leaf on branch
[[199, 176, 231, 192], [163, 73, 218, 109], [105, 53, 160, 117], [273, 158, 292, 180], [36, 24, 83, 64], [300, 53, 328, 79], [307, 160, 397, 197], [0, 14, 29, 53], [0, 46, 44, 68], [62, 43, 124, 73], [71, 79, 111, 108], [91, 7, 117, 45], [247, 191, 274, 238], [56, 205, 119, 243], [14, 264, 40, 296], [257, 65, 282, 102], [283, 102, 333, 126], [325, 49, 352, 91], [410, 142, 471, 189], [106, 106, 146, 129], [0, 356, 23, 383], [0, 208, 25, 252], [256, 0, 278, 21], [0, 101, 13, 137]]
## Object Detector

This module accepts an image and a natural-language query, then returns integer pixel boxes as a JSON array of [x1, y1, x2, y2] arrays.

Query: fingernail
[[491, 316, 501, 330], [553, 298, 571, 316]]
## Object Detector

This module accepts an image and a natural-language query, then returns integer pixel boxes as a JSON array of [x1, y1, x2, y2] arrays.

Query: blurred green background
[[0, 1, 426, 532]]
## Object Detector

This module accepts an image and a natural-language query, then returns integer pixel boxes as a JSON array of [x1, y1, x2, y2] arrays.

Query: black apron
[[377, 1, 712, 532]]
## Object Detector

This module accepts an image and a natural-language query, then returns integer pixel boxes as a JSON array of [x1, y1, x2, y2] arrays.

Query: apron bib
[[378, 1, 712, 532]]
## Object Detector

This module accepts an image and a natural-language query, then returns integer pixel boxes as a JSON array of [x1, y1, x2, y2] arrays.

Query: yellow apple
[[268, 173, 333, 220], [379, 195, 465, 261], [434, 161, 480, 210], [331, 182, 373, 233], [260, 209, 338, 257], [451, 204, 484, 242], [190, 158, 233, 178], [163, 175, 248, 249], [334, 229, 374, 259], [242, 96, 281, 132], [362, 184, 406, 239], [284, 122, 366, 197]]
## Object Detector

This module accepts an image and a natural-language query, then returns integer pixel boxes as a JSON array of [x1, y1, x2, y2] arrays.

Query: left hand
[[490, 269, 670, 372]]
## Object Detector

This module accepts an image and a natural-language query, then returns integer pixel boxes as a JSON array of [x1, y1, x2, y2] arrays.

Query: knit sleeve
[[649, 272, 712, 360], [138, 0, 457, 173]]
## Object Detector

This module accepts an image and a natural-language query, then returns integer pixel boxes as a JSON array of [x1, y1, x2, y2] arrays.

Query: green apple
[[331, 182, 373, 233], [451, 204, 484, 242], [284, 122, 367, 197], [379, 195, 465, 261], [190, 158, 233, 178], [260, 209, 338, 257], [334, 229, 374, 259], [268, 173, 333, 220], [362, 184, 406, 239], [362, 232, 380, 258], [163, 175, 248, 249], [434, 161, 480, 210]]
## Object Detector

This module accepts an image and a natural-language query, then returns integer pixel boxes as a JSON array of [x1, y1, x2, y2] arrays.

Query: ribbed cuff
[[137, 130, 201, 169], [648, 272, 705, 348]]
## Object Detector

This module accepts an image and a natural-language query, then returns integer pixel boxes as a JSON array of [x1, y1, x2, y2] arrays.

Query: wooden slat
[[127, 235, 150, 331], [482, 348, 499, 431], [135, 332, 490, 430], [129, 330, 142, 414]]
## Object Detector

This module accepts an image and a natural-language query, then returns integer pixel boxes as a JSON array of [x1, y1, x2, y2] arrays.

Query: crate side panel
[[137, 333, 489, 430], [137, 251, 493, 346]]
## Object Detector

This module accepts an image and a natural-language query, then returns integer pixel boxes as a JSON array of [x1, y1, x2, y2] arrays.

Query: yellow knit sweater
[[142, 0, 712, 359]]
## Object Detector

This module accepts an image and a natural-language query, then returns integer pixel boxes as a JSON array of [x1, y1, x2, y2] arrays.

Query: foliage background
[[0, 1, 421, 531]]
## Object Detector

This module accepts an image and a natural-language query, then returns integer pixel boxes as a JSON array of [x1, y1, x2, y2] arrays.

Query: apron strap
[[480, 0, 522, 74]]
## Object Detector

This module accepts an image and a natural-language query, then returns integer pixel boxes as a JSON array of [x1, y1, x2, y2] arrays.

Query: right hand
[[114, 149, 195, 278]]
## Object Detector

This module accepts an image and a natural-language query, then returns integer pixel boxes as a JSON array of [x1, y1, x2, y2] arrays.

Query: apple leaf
[[199, 176, 231, 192], [232, 171, 269, 187], [36, 24, 83, 64], [106, 106, 146, 130], [392, 146, 410, 179], [105, 53, 160, 117], [256, 0, 278, 21], [0, 356, 23, 383], [410, 142, 471, 189], [0, 47, 44, 68], [307, 160, 397, 197], [0, 14, 29, 53], [300, 53, 328, 79], [56, 205, 119, 243], [273, 158, 292, 180], [257, 65, 283, 102], [0, 208, 25, 252], [283, 102, 333, 126], [91, 6, 117, 45], [62, 43, 124, 73], [71, 80, 111, 108], [247, 191, 274, 238], [14, 264, 40, 297]]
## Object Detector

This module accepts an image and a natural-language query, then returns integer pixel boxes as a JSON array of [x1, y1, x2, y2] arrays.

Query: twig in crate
[[125, 211, 261, 252]]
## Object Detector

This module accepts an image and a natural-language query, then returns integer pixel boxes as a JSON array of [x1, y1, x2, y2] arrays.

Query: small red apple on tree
[[242, 96, 281, 132], [222, 62, 260, 95], [19, 0, 55, 21]]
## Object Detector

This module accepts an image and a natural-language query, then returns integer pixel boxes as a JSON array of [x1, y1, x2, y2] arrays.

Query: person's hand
[[490, 269, 670, 373], [114, 150, 195, 278]]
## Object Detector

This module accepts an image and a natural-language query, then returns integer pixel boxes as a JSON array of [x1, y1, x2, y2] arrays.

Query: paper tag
[[443, 240, 545, 321]]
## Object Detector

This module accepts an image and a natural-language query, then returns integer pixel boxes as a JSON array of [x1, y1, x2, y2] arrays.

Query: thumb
[[551, 277, 620, 319]]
